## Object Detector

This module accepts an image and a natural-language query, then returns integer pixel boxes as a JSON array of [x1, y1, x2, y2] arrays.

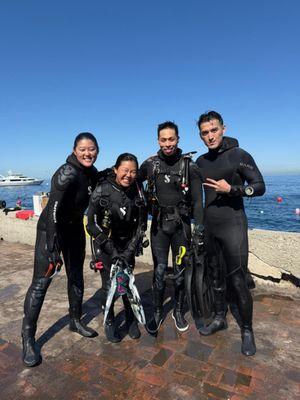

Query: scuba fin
[[184, 251, 194, 316], [185, 241, 214, 320], [103, 260, 146, 326], [194, 251, 214, 319], [126, 267, 146, 325], [103, 262, 119, 325]]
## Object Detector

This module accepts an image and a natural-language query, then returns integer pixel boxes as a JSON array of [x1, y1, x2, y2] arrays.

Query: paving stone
[[1, 241, 300, 399]]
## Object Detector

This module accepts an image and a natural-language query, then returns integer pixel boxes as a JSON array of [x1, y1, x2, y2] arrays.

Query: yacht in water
[[0, 171, 43, 187]]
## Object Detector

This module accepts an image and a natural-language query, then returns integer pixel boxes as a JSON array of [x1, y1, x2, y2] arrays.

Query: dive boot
[[69, 307, 98, 338], [146, 288, 164, 334], [104, 320, 121, 343], [172, 310, 189, 332], [104, 304, 121, 343], [172, 288, 189, 332], [198, 315, 227, 336], [126, 318, 141, 339], [69, 319, 98, 338], [146, 308, 164, 334], [124, 297, 141, 339], [241, 326, 256, 356], [22, 277, 52, 367], [199, 287, 227, 336], [22, 326, 41, 367]]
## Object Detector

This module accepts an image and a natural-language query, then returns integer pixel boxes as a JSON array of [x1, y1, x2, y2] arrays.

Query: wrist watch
[[245, 186, 254, 196]]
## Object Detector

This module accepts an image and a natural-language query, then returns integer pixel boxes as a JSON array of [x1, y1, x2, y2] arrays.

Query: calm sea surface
[[0, 175, 299, 233]]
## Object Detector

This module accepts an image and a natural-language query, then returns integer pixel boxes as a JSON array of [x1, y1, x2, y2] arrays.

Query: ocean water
[[244, 175, 300, 233], [0, 176, 299, 233], [0, 180, 51, 210]]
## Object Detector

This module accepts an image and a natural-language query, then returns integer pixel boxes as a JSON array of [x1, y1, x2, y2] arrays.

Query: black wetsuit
[[22, 153, 98, 356], [196, 136, 265, 329], [139, 148, 203, 323], [87, 175, 147, 338], [87, 175, 147, 290]]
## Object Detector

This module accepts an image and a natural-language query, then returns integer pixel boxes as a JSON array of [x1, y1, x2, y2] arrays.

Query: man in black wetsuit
[[139, 121, 204, 333], [196, 111, 265, 356]]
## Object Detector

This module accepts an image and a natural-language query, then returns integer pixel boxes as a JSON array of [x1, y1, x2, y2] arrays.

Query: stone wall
[[1, 211, 299, 289]]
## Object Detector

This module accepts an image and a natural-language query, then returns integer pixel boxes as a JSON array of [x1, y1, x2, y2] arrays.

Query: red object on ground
[[16, 210, 34, 220], [277, 196, 283, 203]]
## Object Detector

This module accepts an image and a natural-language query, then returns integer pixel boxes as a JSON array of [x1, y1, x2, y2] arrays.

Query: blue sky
[[1, 0, 300, 177]]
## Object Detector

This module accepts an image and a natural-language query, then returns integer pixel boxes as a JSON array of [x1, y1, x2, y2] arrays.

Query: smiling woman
[[114, 154, 137, 187], [73, 133, 99, 168], [21, 132, 100, 368], [87, 153, 148, 343]]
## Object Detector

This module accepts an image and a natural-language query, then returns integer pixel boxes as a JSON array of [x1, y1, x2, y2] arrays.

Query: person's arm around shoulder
[[87, 184, 114, 257], [137, 159, 149, 183], [87, 185, 104, 238]]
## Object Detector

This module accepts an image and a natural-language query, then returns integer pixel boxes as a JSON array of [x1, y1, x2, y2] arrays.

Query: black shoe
[[104, 321, 121, 343], [69, 319, 98, 338], [22, 335, 41, 367], [241, 329, 256, 356], [146, 310, 163, 334], [126, 320, 141, 339], [172, 310, 189, 332], [123, 297, 141, 339], [198, 316, 228, 336]]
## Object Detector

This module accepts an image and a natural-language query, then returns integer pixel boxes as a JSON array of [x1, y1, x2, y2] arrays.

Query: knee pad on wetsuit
[[25, 277, 52, 306], [153, 263, 167, 290]]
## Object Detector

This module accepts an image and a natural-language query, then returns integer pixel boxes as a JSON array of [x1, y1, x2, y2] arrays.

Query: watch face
[[245, 186, 254, 196]]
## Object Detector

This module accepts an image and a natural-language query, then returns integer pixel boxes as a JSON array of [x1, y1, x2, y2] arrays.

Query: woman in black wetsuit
[[22, 132, 99, 367], [87, 153, 147, 343]]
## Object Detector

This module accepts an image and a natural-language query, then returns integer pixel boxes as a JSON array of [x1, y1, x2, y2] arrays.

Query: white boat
[[0, 171, 43, 187]]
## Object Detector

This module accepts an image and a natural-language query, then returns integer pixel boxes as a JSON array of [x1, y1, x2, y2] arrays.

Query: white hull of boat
[[0, 180, 44, 187]]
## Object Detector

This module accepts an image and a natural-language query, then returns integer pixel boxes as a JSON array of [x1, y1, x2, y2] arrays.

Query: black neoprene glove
[[48, 250, 63, 268], [94, 232, 114, 255], [47, 234, 63, 267], [111, 248, 133, 269]]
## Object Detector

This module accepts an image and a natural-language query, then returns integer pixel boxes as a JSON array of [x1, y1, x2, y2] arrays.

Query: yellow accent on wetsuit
[[175, 245, 186, 266]]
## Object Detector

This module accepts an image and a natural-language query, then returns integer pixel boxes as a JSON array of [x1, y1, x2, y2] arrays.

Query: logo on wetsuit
[[53, 201, 58, 223], [120, 206, 127, 216], [239, 162, 254, 170], [164, 174, 171, 183]]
